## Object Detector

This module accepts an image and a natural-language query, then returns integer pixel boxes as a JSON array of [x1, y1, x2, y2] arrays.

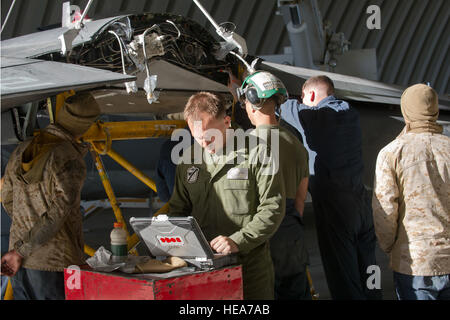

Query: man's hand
[[1, 250, 23, 277], [210, 236, 239, 255]]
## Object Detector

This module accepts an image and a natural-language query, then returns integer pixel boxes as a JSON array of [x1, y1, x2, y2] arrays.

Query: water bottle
[[110, 222, 127, 263]]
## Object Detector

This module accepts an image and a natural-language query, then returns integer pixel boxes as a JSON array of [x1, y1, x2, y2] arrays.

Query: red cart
[[64, 264, 243, 300]]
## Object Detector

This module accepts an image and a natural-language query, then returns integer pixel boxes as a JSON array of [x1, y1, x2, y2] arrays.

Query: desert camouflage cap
[[401, 83, 439, 124]]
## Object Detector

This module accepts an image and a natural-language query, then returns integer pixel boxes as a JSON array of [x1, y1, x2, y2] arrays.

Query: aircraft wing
[[0, 16, 127, 59], [261, 61, 450, 111], [0, 57, 136, 111]]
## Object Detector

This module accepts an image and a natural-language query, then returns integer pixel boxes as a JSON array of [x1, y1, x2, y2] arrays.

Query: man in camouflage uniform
[[1, 92, 101, 300], [168, 91, 285, 300], [373, 84, 450, 300]]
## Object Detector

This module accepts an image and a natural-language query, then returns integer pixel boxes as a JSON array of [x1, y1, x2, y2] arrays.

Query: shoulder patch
[[186, 166, 200, 184]]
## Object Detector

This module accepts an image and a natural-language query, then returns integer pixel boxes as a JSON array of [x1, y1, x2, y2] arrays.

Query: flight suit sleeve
[[280, 100, 307, 133], [372, 150, 399, 254], [1, 147, 20, 217], [167, 165, 192, 217], [229, 148, 286, 254], [14, 156, 86, 258]]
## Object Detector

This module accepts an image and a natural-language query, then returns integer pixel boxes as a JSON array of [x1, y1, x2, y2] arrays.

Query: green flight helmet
[[237, 71, 288, 109]]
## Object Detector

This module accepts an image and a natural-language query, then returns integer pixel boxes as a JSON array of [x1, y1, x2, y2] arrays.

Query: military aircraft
[[1, 0, 449, 301], [1, 1, 239, 202], [1, 0, 449, 214]]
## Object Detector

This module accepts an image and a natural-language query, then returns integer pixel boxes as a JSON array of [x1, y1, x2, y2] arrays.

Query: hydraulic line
[[108, 30, 128, 75]]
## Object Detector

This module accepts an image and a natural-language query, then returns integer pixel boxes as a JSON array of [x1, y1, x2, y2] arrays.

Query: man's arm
[[280, 100, 307, 133], [295, 177, 309, 218], [1, 151, 23, 276], [372, 151, 399, 254], [13, 157, 85, 258], [1, 164, 15, 217]]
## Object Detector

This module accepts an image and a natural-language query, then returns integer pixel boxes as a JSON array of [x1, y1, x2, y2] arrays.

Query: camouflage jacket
[[1, 125, 88, 272], [372, 131, 450, 276]]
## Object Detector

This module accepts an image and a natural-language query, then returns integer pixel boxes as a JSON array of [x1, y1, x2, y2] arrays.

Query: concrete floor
[[82, 199, 397, 301]]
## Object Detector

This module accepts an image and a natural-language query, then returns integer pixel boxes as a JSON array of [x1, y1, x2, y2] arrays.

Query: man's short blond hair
[[302, 75, 335, 96], [184, 92, 227, 121]]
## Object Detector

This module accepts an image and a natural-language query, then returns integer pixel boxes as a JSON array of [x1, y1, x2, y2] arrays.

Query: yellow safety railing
[[4, 280, 13, 300], [83, 244, 97, 257], [81, 119, 186, 258], [82, 120, 187, 142]]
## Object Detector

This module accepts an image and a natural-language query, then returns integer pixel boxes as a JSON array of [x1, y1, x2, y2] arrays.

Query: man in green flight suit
[[236, 71, 311, 299], [168, 91, 286, 300]]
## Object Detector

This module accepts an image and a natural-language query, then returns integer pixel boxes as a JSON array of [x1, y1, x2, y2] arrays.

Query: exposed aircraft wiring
[[100, 44, 115, 63], [108, 29, 138, 93], [133, 21, 208, 53], [142, 24, 160, 77], [112, 19, 133, 42], [141, 24, 163, 103], [131, 20, 217, 75], [133, 21, 182, 44], [104, 19, 135, 67], [107, 30, 128, 75], [57, 14, 234, 87], [165, 20, 181, 40]]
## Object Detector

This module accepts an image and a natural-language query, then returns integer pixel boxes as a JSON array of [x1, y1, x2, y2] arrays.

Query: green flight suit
[[168, 128, 286, 300], [268, 124, 311, 299]]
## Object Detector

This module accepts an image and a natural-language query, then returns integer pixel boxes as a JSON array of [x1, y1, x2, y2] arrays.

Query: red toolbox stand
[[64, 265, 243, 300]]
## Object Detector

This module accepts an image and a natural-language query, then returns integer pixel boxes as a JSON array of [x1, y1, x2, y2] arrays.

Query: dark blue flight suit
[[280, 96, 382, 300], [154, 139, 179, 203], [154, 130, 194, 203]]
